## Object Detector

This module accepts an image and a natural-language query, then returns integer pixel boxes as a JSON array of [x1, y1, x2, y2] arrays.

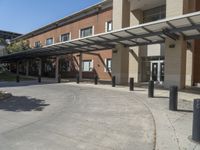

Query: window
[[143, 5, 166, 23], [80, 27, 93, 38], [105, 21, 113, 32], [82, 60, 93, 72], [105, 58, 112, 72], [46, 38, 54, 45], [34, 41, 41, 48], [60, 33, 70, 42]]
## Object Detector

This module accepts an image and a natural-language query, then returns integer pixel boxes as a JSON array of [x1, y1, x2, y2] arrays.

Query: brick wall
[[25, 8, 113, 80]]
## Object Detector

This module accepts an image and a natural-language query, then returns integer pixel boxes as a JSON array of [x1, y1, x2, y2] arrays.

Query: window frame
[[105, 21, 113, 32], [79, 26, 94, 38], [104, 58, 112, 72], [82, 60, 93, 72], [143, 5, 166, 23], [45, 37, 54, 46], [60, 33, 71, 42], [34, 41, 41, 48]]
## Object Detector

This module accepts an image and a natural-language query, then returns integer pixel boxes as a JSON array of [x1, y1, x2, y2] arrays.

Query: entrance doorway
[[151, 60, 164, 83]]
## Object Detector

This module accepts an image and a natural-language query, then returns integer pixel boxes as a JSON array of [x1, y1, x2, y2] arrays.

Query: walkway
[[0, 81, 154, 150], [0, 80, 199, 149]]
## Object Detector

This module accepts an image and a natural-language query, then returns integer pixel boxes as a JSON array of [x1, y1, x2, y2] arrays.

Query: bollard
[[112, 76, 116, 87], [130, 78, 134, 91], [58, 74, 61, 83], [148, 80, 154, 98], [192, 99, 200, 142], [94, 75, 98, 85], [38, 75, 41, 83], [16, 75, 20, 83], [169, 86, 178, 111], [76, 74, 80, 84]]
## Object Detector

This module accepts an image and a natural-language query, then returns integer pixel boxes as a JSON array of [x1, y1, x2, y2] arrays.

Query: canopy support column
[[112, 44, 129, 85], [38, 58, 42, 82], [79, 52, 83, 80], [26, 60, 29, 76], [55, 56, 60, 82], [164, 36, 187, 89], [16, 61, 20, 83]]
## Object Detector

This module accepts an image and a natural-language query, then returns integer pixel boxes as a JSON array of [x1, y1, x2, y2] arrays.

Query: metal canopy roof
[[1, 11, 200, 62]]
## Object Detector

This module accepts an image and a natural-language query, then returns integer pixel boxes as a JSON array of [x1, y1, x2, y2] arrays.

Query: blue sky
[[0, 0, 101, 34]]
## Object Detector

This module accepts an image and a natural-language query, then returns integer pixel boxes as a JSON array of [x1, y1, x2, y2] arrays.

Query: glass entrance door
[[151, 60, 164, 83], [152, 63, 158, 81], [160, 62, 164, 82]]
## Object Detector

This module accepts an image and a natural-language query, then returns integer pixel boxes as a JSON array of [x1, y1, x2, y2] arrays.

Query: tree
[[6, 40, 30, 54], [0, 38, 8, 46]]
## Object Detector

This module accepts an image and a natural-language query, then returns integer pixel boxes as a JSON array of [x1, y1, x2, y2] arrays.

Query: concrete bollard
[[38, 75, 41, 83], [169, 86, 178, 111], [16, 75, 20, 83], [76, 74, 80, 84], [112, 76, 116, 87], [192, 99, 200, 142], [130, 78, 134, 91], [148, 80, 154, 98], [94, 75, 98, 85]]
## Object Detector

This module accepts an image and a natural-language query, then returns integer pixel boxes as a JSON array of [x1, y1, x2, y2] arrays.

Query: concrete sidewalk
[[0, 80, 199, 149], [66, 82, 200, 150], [0, 81, 155, 150]]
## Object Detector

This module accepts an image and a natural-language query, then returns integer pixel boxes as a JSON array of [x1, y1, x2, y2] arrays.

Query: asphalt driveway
[[0, 81, 155, 150]]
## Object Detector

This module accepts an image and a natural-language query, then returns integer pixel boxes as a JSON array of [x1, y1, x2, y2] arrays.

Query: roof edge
[[13, 0, 113, 42]]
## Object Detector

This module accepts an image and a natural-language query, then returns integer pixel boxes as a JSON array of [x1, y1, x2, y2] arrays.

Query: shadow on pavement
[[177, 109, 193, 113], [154, 96, 169, 99], [0, 96, 49, 112], [0, 80, 58, 88]]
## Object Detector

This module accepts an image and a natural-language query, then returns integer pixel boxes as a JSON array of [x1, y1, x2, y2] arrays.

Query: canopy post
[[38, 58, 42, 82], [26, 60, 29, 76], [79, 52, 83, 80], [55, 56, 61, 82]]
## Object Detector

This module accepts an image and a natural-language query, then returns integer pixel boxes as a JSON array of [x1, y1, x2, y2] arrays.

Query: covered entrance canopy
[[1, 11, 200, 62]]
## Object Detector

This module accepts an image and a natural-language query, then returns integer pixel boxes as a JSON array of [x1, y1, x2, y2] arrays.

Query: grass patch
[[0, 72, 33, 82]]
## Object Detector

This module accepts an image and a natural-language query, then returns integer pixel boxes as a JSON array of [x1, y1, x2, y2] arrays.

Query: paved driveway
[[0, 81, 155, 150]]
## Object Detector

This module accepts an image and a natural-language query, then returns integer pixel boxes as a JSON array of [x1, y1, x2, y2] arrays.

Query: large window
[[143, 5, 166, 23], [105, 58, 112, 72], [34, 41, 41, 48], [80, 27, 93, 38], [46, 38, 54, 46], [82, 60, 93, 72], [60, 33, 70, 42], [105, 21, 113, 32]]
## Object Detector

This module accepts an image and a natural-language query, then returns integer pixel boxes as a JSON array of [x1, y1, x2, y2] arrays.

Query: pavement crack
[[134, 94, 157, 150], [166, 114, 181, 150]]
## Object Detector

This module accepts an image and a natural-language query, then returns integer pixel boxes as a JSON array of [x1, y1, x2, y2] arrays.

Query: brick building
[[1, 0, 200, 89], [14, 0, 113, 80]]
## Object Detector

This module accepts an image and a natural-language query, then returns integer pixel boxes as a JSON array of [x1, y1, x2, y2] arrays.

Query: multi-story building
[[14, 0, 113, 79], [2, 0, 200, 89]]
